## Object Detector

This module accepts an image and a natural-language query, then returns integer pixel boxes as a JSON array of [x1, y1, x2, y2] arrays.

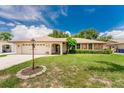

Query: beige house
[[11, 36, 106, 55], [107, 40, 124, 53]]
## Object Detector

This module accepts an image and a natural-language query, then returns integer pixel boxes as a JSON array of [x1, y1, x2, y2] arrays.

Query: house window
[[77, 44, 80, 49], [88, 43, 93, 49]]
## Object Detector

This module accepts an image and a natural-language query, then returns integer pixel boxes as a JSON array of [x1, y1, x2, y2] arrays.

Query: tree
[[97, 35, 112, 42], [73, 28, 99, 39], [66, 37, 77, 53], [49, 30, 69, 38], [0, 32, 13, 41]]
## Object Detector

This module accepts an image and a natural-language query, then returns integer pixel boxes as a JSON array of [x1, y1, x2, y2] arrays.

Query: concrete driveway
[[0, 54, 54, 70]]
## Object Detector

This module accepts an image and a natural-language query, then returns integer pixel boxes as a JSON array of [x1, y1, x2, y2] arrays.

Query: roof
[[74, 38, 105, 43], [107, 39, 124, 45], [11, 36, 105, 44], [110, 39, 124, 43]]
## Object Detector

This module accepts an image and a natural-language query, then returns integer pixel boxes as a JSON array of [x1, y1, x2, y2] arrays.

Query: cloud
[[0, 6, 40, 20], [0, 6, 69, 27], [65, 31, 71, 36], [0, 21, 5, 24], [84, 8, 96, 13], [0, 6, 52, 26], [0, 21, 15, 27], [11, 25, 53, 40], [45, 6, 68, 24], [60, 6, 68, 16], [100, 24, 124, 39], [100, 29, 124, 39]]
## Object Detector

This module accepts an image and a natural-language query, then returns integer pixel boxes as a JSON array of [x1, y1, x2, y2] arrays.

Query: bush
[[72, 49, 112, 54], [69, 49, 76, 54]]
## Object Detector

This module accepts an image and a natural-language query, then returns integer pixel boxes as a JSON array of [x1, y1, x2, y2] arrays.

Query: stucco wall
[[94, 43, 104, 50], [117, 44, 124, 49]]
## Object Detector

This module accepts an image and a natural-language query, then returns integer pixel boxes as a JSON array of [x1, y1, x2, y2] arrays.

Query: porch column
[[60, 43, 63, 55], [92, 43, 94, 50], [87, 43, 89, 50], [49, 43, 52, 55]]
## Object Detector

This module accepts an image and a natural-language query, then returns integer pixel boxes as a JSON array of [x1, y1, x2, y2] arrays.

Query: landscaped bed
[[16, 65, 47, 79], [21, 66, 43, 76], [0, 54, 124, 88]]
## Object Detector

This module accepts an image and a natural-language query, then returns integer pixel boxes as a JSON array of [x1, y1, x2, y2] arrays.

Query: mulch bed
[[21, 66, 43, 76]]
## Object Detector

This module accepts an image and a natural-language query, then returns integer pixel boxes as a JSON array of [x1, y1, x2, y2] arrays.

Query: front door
[[55, 45, 60, 54]]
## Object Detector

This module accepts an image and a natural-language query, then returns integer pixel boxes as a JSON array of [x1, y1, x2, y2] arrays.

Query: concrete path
[[0, 54, 54, 70]]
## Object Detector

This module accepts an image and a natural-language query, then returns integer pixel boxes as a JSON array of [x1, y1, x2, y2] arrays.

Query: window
[[77, 44, 80, 49], [88, 43, 93, 49]]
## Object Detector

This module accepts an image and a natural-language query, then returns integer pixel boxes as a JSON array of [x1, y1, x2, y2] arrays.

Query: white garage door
[[22, 44, 49, 55]]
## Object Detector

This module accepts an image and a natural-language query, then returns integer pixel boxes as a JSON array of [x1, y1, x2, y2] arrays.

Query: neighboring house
[[107, 40, 124, 53], [0, 40, 16, 53], [10, 36, 106, 55]]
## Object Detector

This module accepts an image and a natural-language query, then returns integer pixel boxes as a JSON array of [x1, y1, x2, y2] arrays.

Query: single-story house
[[8, 36, 106, 55], [107, 40, 124, 53]]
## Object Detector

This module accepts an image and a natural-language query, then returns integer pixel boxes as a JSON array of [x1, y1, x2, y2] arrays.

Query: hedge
[[69, 49, 112, 54]]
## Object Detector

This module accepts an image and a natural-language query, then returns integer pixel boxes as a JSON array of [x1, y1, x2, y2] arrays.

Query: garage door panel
[[22, 44, 49, 55], [22, 46, 32, 54]]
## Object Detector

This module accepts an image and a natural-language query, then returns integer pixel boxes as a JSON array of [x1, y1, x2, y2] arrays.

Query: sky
[[0, 5, 124, 39]]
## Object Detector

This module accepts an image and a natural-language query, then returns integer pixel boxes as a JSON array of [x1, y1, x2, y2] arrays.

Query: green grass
[[0, 54, 124, 88], [0, 55, 7, 57]]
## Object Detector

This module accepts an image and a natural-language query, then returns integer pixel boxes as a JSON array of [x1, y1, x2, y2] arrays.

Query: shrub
[[73, 49, 112, 54], [69, 49, 76, 54]]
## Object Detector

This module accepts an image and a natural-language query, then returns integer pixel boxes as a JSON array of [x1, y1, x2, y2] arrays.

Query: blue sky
[[0, 5, 124, 39]]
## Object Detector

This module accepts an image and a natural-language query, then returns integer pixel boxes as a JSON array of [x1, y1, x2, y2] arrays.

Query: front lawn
[[0, 54, 124, 88]]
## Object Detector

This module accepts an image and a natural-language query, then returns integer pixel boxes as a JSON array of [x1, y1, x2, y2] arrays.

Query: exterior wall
[[117, 44, 124, 49], [16, 43, 22, 54], [116, 44, 124, 53], [63, 43, 67, 53], [107, 44, 124, 53], [79, 43, 105, 50], [94, 43, 104, 50], [15, 42, 105, 55], [16, 42, 51, 55], [16, 42, 66, 55], [81, 43, 87, 49]]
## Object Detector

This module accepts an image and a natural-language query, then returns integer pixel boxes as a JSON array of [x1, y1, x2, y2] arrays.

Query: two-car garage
[[17, 43, 50, 55]]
